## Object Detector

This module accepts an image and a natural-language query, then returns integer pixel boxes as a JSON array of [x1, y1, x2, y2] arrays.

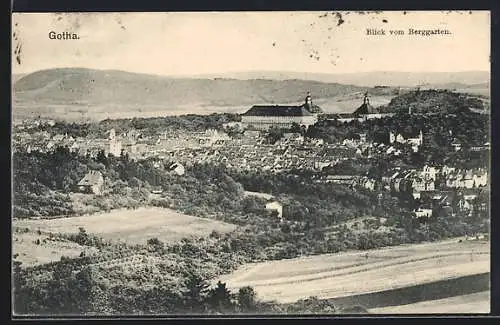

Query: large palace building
[[241, 92, 323, 130]]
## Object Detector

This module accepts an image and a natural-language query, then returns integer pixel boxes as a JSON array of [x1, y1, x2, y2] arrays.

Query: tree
[[13, 260, 28, 315], [290, 122, 302, 134], [300, 125, 307, 138], [237, 286, 257, 311], [266, 126, 285, 144], [75, 227, 89, 245], [181, 272, 210, 312], [207, 281, 233, 312], [96, 149, 108, 166], [71, 266, 100, 313], [147, 237, 165, 253]]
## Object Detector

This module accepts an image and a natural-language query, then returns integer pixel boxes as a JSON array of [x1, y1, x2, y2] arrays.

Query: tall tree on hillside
[[181, 271, 210, 312], [96, 149, 108, 166], [207, 281, 233, 312], [12, 260, 28, 315], [237, 286, 257, 312]]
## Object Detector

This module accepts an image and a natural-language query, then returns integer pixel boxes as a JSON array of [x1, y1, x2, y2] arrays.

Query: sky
[[12, 11, 490, 76]]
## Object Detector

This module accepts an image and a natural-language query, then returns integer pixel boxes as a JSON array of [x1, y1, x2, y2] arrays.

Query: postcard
[[12, 11, 490, 316]]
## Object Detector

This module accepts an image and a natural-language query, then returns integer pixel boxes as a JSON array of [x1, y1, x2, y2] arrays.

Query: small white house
[[472, 171, 488, 187], [169, 163, 185, 176], [361, 178, 376, 191], [77, 170, 104, 195], [414, 208, 433, 219], [422, 165, 438, 181], [451, 140, 462, 151], [265, 201, 283, 221]]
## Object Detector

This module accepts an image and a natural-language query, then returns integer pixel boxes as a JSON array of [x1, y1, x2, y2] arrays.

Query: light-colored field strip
[[369, 291, 490, 314], [219, 240, 490, 304], [221, 238, 486, 282], [13, 207, 237, 245], [225, 252, 489, 288], [232, 257, 489, 303], [12, 232, 98, 267]]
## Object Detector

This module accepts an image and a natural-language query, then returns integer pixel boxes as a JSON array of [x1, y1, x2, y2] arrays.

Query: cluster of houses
[[378, 165, 489, 220], [163, 143, 321, 172], [13, 119, 56, 130], [315, 175, 377, 191], [14, 127, 235, 160], [413, 187, 489, 220], [451, 139, 490, 152], [341, 129, 427, 158], [382, 165, 488, 196], [14, 131, 111, 157], [74, 161, 186, 196], [388, 130, 423, 152], [444, 168, 489, 189], [154, 134, 385, 174]]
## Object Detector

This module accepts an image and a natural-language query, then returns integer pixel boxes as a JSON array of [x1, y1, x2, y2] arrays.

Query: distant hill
[[420, 83, 490, 98], [379, 89, 487, 114], [189, 71, 490, 88], [13, 68, 396, 121], [14, 68, 484, 121], [12, 74, 26, 84], [420, 82, 489, 90]]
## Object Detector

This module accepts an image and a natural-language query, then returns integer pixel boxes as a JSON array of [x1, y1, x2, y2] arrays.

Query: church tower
[[108, 128, 122, 156], [305, 92, 313, 110]]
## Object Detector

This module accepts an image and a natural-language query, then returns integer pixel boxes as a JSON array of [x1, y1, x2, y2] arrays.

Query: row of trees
[[20, 113, 242, 140]]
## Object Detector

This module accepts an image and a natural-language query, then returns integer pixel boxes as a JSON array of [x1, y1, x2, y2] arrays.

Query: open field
[[12, 231, 98, 267], [13, 207, 238, 245], [369, 290, 490, 314], [218, 239, 490, 306]]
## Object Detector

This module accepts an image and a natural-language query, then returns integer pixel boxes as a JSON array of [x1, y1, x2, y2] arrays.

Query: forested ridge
[[378, 89, 486, 114]]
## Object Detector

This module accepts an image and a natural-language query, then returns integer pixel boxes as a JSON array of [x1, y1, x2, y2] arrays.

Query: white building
[[414, 208, 433, 219], [108, 129, 122, 157], [241, 92, 322, 130], [169, 163, 185, 176], [422, 165, 438, 181], [265, 201, 283, 221], [472, 170, 488, 187], [389, 130, 423, 149]]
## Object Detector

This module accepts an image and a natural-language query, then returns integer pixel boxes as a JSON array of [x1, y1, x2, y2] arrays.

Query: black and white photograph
[[11, 11, 490, 316]]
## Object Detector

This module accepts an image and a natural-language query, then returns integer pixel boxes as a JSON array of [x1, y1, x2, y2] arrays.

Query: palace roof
[[242, 104, 321, 117]]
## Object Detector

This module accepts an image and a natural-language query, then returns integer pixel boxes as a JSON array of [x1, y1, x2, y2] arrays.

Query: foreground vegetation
[[13, 226, 365, 315], [12, 147, 488, 314]]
